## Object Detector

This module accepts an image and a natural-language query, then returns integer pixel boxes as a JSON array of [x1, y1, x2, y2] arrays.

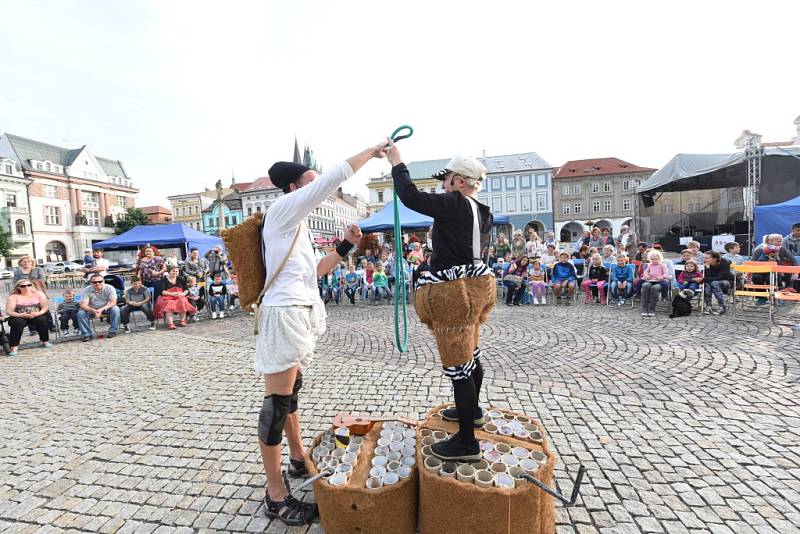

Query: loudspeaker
[[734, 220, 749, 234], [642, 194, 655, 208]]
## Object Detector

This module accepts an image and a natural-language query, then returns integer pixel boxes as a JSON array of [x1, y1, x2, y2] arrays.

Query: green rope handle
[[390, 125, 413, 353]]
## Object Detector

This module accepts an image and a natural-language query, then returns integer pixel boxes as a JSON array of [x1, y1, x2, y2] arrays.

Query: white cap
[[432, 155, 487, 181]]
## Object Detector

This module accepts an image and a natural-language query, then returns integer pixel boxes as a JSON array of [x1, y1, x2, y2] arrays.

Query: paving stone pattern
[[1, 302, 799, 533]]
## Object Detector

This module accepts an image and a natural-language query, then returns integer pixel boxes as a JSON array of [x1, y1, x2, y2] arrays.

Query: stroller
[[0, 315, 11, 355], [104, 274, 126, 307]]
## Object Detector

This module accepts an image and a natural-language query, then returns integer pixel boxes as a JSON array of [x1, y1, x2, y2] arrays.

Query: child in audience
[[570, 245, 590, 277], [57, 290, 80, 336], [360, 261, 375, 305], [82, 249, 95, 271], [582, 254, 609, 303], [610, 255, 634, 305], [723, 242, 744, 265], [677, 259, 703, 297], [615, 242, 628, 258], [675, 249, 693, 266], [344, 265, 360, 305], [321, 270, 340, 305], [207, 274, 228, 319], [185, 275, 206, 320], [601, 245, 615, 269], [227, 274, 239, 310], [640, 250, 670, 316], [529, 259, 547, 305], [633, 251, 650, 297], [372, 263, 391, 305], [635, 242, 648, 262], [688, 241, 704, 264], [540, 244, 557, 270], [550, 252, 577, 305]]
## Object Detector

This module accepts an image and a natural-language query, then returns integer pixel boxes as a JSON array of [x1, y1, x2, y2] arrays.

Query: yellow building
[[366, 159, 447, 212]]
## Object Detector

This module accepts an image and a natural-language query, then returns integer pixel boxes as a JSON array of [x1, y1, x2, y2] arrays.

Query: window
[[603, 200, 612, 212], [491, 178, 501, 191], [536, 192, 547, 211], [592, 183, 600, 194], [661, 203, 674, 215], [573, 184, 581, 195], [623, 199, 632, 211], [44, 206, 61, 225], [491, 196, 502, 212], [521, 194, 532, 212], [562, 185, 570, 196], [604, 182, 612, 193], [377, 191, 384, 203], [35, 162, 43, 170], [688, 200, 702, 212], [44, 162, 51, 171], [82, 210, 100, 226], [592, 200, 600, 213], [15, 219, 26, 235], [536, 174, 547, 187], [505, 176, 516, 189], [82, 191, 99, 208], [225, 216, 231, 226], [623, 180, 630, 191], [562, 203, 571, 215], [520, 175, 531, 188], [44, 185, 57, 198], [256, 205, 262, 213], [6, 193, 16, 207], [506, 195, 516, 212], [115, 195, 126, 207], [3, 163, 12, 175], [574, 203, 582, 214]]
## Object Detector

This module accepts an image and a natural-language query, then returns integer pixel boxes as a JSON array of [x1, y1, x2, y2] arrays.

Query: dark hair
[[637, 242, 647, 248], [705, 251, 722, 261], [723, 242, 739, 252], [793, 222, 800, 229], [90, 273, 104, 281], [93, 248, 102, 253], [190, 248, 199, 253], [131, 276, 141, 283]]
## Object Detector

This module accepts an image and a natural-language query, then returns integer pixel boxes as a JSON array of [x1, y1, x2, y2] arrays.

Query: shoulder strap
[[252, 224, 302, 335], [465, 197, 483, 265]]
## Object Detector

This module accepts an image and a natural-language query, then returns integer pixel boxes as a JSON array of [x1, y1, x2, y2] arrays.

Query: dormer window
[[44, 162, 51, 171], [35, 162, 43, 170]]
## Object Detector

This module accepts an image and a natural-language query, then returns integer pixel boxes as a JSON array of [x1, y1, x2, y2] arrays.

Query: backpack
[[220, 212, 265, 311], [669, 294, 692, 318]]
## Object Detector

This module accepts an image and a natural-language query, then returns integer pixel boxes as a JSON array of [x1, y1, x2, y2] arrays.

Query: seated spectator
[[634, 242, 648, 262], [321, 269, 341, 305], [782, 222, 800, 256], [640, 250, 670, 317], [674, 249, 693, 266], [676, 260, 703, 297], [588, 227, 604, 248], [687, 241, 704, 264], [77, 274, 121, 341], [57, 289, 80, 337], [372, 263, 391, 305], [551, 252, 577, 304], [227, 275, 240, 310], [407, 242, 424, 265], [183, 247, 209, 281], [575, 230, 591, 249], [360, 261, 375, 305], [722, 242, 745, 266], [121, 276, 156, 331], [494, 233, 511, 259], [155, 266, 195, 329], [529, 259, 547, 305], [601, 245, 615, 269], [5, 279, 53, 356], [540, 244, 557, 271], [207, 274, 228, 319], [543, 231, 558, 249], [582, 254, 608, 304], [503, 256, 530, 306], [601, 227, 615, 247], [343, 265, 360, 305], [752, 233, 797, 294], [614, 242, 628, 260], [610, 255, 634, 306], [633, 252, 650, 297], [185, 275, 206, 321], [703, 251, 733, 314], [571, 245, 590, 276], [486, 246, 497, 268], [13, 255, 56, 334], [412, 253, 432, 287]]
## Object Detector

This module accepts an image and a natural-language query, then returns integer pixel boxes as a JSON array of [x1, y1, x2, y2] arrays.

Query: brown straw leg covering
[[414, 276, 496, 368], [418, 404, 556, 534], [306, 423, 418, 534]]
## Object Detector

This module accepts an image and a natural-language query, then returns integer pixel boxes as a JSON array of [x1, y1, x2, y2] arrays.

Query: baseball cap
[[431, 155, 487, 181]]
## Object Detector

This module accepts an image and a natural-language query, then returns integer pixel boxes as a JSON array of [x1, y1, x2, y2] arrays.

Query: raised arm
[[386, 141, 457, 219]]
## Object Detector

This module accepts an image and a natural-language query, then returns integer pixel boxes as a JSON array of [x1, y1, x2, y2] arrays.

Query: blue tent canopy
[[358, 201, 433, 232], [359, 201, 510, 233], [754, 195, 800, 242], [94, 223, 224, 257]]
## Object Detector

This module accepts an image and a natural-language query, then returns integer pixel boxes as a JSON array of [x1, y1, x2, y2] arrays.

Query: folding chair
[[672, 264, 705, 314], [607, 263, 635, 308], [771, 265, 800, 328], [50, 296, 65, 340], [732, 263, 774, 322]]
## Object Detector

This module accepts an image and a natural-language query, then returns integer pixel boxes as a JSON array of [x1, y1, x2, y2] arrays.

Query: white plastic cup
[[403, 428, 416, 439], [391, 433, 404, 442], [380, 428, 393, 439], [516, 415, 530, 424], [475, 470, 494, 488], [512, 447, 529, 459], [499, 427, 514, 436], [432, 431, 447, 441], [501, 454, 519, 468], [509, 466, 526, 484], [377, 437, 391, 447], [519, 458, 538, 474], [383, 421, 397, 431], [375, 446, 389, 456], [513, 429, 529, 440], [484, 423, 499, 434], [490, 462, 507, 474], [503, 413, 515, 421], [421, 445, 433, 457], [366, 476, 383, 489], [530, 451, 547, 465], [387, 451, 402, 462], [329, 473, 348, 486], [456, 464, 475, 484], [398, 465, 413, 478], [495, 443, 512, 454], [401, 446, 415, 457], [483, 450, 501, 463], [383, 472, 400, 485], [421, 436, 436, 447], [343, 452, 358, 466], [370, 465, 387, 478], [480, 441, 494, 452], [474, 459, 489, 471], [332, 449, 345, 460], [387, 461, 401, 472], [336, 463, 353, 475], [371, 456, 387, 467], [487, 410, 503, 419], [424, 456, 442, 474], [403, 437, 416, 448], [420, 428, 433, 437], [389, 441, 403, 452], [316, 460, 328, 471], [350, 436, 364, 446], [440, 462, 457, 478], [494, 473, 515, 489], [346, 443, 361, 454], [401, 455, 416, 467]]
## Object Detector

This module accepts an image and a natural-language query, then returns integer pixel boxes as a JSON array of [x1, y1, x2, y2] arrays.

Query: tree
[[0, 229, 13, 258], [114, 207, 150, 234]]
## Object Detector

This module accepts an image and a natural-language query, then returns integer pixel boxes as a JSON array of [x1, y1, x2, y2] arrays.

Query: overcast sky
[[1, 0, 798, 207]]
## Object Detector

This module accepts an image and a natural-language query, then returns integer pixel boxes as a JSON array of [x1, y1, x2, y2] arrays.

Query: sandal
[[287, 458, 308, 477], [167, 323, 176, 330], [178, 320, 187, 327], [264, 492, 317, 526]]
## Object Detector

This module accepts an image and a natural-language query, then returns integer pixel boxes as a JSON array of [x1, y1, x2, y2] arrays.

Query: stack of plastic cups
[[367, 421, 417, 489], [481, 411, 544, 444], [313, 431, 364, 487]]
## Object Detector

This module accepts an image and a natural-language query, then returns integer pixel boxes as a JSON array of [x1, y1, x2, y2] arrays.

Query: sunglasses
[[18, 284, 32, 288], [91, 281, 104, 285]]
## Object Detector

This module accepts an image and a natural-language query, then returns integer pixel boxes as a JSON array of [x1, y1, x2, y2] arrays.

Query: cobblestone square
[[1, 302, 799, 533]]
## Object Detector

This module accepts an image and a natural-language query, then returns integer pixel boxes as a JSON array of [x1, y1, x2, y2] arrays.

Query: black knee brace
[[258, 394, 291, 446], [290, 375, 303, 414]]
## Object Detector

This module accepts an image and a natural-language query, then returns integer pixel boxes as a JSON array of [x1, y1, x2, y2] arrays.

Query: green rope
[[390, 125, 413, 353]]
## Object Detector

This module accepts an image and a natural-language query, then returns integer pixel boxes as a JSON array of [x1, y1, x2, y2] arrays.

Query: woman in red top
[[154, 266, 196, 329]]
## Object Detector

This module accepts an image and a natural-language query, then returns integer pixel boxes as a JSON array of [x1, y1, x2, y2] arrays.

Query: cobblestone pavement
[[1, 301, 799, 534]]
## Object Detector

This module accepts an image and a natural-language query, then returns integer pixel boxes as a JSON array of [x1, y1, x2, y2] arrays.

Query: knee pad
[[258, 394, 291, 446], [289, 375, 303, 413]]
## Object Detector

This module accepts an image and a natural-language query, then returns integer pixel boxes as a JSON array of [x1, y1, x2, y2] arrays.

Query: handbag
[[503, 274, 523, 286]]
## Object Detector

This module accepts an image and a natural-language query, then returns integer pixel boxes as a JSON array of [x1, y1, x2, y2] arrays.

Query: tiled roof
[[481, 152, 551, 173], [554, 157, 656, 179], [245, 176, 276, 192], [2, 133, 129, 178], [139, 205, 172, 214], [231, 181, 253, 193]]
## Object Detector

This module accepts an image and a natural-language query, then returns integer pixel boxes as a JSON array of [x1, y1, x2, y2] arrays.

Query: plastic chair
[[732, 263, 774, 322], [50, 296, 65, 339], [772, 265, 800, 327]]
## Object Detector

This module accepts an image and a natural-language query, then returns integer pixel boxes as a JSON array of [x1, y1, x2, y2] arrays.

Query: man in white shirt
[[82, 249, 110, 283], [256, 140, 386, 526]]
